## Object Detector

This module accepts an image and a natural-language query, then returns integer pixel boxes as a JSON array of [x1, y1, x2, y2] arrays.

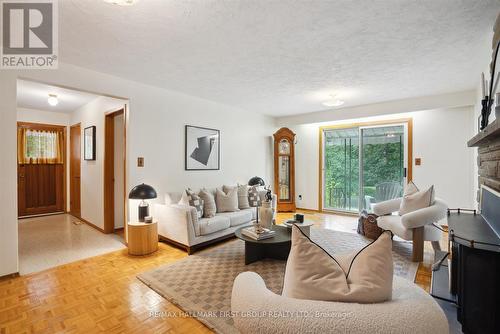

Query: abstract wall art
[[185, 125, 220, 170]]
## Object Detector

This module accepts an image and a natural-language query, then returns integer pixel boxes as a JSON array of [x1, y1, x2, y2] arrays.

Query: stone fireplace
[[468, 119, 500, 198]]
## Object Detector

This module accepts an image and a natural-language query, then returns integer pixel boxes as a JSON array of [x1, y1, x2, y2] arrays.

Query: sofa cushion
[[282, 225, 393, 303], [241, 207, 257, 220], [216, 187, 239, 212], [218, 210, 253, 227], [198, 216, 231, 235]]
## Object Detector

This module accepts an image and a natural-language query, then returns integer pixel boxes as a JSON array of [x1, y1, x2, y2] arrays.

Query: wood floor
[[0, 211, 444, 333]]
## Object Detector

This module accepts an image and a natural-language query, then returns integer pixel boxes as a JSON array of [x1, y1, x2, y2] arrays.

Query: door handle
[[403, 168, 407, 178]]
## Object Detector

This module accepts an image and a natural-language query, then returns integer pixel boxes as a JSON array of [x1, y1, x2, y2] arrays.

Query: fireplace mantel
[[468, 119, 500, 147]]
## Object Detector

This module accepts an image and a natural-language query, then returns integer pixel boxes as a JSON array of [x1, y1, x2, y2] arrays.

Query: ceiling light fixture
[[322, 95, 345, 107], [47, 94, 58, 106], [103, 0, 139, 6]]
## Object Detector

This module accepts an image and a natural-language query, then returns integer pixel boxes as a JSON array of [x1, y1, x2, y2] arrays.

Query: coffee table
[[235, 225, 291, 265]]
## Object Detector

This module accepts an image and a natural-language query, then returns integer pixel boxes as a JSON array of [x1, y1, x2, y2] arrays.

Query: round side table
[[128, 221, 158, 255]]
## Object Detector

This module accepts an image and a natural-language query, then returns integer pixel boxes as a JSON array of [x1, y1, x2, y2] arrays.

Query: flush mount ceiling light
[[47, 94, 58, 106], [322, 95, 345, 107], [103, 0, 139, 5]]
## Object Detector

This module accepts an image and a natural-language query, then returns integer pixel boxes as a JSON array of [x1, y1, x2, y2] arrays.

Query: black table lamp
[[248, 176, 265, 187], [129, 183, 157, 222]]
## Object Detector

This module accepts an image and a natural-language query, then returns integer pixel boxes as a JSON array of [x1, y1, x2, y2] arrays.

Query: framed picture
[[84, 126, 96, 161], [185, 125, 220, 170]]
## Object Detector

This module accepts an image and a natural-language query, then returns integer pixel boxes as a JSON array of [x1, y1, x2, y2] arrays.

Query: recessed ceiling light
[[322, 95, 345, 107], [47, 94, 58, 106], [103, 0, 139, 6]]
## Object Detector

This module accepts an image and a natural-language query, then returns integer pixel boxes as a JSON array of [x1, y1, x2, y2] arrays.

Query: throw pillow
[[185, 188, 204, 219], [247, 185, 262, 207], [282, 225, 393, 303], [199, 188, 216, 218], [178, 191, 189, 206], [403, 181, 419, 197], [236, 184, 250, 209], [399, 185, 434, 215], [216, 187, 239, 212]]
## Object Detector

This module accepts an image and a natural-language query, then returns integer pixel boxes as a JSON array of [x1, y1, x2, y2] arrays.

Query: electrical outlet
[[298, 195, 302, 200]]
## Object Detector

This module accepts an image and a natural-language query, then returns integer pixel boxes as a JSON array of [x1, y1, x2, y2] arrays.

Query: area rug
[[138, 227, 421, 334]]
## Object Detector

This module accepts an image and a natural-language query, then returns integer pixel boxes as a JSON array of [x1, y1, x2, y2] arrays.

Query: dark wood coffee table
[[235, 225, 291, 265]]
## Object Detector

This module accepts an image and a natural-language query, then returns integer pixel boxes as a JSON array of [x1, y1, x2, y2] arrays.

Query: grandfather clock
[[273, 127, 296, 212]]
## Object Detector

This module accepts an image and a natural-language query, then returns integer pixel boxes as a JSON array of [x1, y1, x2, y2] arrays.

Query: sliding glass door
[[323, 128, 360, 211], [360, 125, 406, 211], [322, 122, 408, 213]]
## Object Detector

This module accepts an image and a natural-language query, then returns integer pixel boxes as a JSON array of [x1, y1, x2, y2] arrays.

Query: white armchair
[[372, 197, 448, 261]]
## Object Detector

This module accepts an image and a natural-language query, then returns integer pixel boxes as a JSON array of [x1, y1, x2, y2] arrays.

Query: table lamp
[[129, 183, 157, 222]]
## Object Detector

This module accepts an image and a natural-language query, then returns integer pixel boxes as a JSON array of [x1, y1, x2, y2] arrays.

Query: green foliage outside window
[[324, 138, 403, 210]]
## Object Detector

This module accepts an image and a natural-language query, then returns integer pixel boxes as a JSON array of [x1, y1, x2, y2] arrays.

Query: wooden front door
[[70, 124, 81, 218], [17, 123, 66, 217]]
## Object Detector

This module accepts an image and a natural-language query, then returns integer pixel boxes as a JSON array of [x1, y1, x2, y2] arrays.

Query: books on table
[[241, 226, 276, 240]]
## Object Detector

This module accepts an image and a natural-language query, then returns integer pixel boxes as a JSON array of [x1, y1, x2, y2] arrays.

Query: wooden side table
[[127, 221, 158, 255]]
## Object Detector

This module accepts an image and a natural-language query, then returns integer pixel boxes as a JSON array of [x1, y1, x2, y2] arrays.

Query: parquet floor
[[0, 210, 443, 333]]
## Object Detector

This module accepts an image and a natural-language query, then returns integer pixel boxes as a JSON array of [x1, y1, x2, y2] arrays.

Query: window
[[18, 126, 64, 164], [26, 130, 58, 159]]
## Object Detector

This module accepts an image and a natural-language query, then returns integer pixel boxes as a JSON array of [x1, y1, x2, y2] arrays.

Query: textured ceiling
[[59, 0, 499, 116], [17, 80, 101, 113]]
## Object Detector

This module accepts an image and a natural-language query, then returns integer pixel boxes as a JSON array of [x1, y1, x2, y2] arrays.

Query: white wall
[[0, 72, 18, 277], [17, 107, 70, 126], [0, 62, 274, 276], [114, 113, 125, 229], [289, 106, 475, 211], [70, 96, 126, 229]]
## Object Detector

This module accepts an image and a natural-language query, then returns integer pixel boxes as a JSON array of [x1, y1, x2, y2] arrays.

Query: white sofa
[[154, 188, 277, 254], [231, 272, 449, 334], [372, 197, 448, 261]]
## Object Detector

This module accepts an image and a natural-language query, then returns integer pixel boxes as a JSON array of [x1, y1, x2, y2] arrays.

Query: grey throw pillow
[[248, 185, 262, 207], [186, 188, 204, 219], [216, 187, 239, 212], [199, 188, 216, 218]]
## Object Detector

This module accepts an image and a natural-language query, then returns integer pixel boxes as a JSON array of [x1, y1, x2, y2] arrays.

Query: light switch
[[415, 158, 421, 166], [137, 157, 144, 167]]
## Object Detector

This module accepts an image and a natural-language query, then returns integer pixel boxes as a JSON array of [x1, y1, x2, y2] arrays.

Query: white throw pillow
[[399, 185, 434, 216], [282, 225, 393, 303], [216, 187, 239, 212], [403, 181, 419, 196], [178, 191, 189, 206]]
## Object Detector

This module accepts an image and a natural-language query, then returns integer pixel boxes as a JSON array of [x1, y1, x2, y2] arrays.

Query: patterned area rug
[[138, 227, 420, 334]]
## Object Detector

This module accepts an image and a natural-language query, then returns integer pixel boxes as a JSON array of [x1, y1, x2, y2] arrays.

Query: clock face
[[279, 139, 290, 155]]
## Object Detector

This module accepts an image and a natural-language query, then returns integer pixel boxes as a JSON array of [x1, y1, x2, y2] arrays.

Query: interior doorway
[[104, 108, 126, 235], [17, 122, 66, 217], [320, 119, 413, 213]]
